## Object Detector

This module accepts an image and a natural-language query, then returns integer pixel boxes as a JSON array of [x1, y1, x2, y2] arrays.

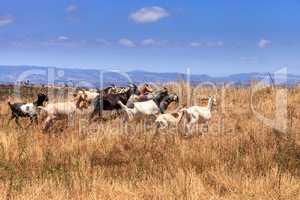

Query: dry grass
[[0, 83, 299, 199]]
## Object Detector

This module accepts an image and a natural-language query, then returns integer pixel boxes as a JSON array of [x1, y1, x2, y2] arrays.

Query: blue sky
[[1, 0, 300, 75]]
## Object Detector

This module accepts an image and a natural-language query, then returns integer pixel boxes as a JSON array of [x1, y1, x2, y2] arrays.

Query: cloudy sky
[[1, 0, 300, 75]]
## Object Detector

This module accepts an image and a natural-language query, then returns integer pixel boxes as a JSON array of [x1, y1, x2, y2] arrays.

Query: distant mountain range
[[0, 65, 299, 87]]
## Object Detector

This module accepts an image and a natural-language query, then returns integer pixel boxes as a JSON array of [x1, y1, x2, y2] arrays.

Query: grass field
[[0, 84, 299, 199]]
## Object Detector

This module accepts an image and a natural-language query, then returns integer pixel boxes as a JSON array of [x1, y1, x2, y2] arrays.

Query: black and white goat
[[7, 93, 48, 127], [117, 89, 179, 123]]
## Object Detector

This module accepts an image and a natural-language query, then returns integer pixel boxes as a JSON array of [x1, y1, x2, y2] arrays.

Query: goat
[[126, 87, 167, 108], [155, 106, 185, 130], [89, 84, 139, 121], [7, 93, 48, 127], [117, 90, 179, 123], [180, 96, 216, 135], [73, 85, 119, 106], [38, 93, 88, 132], [100, 84, 131, 95], [140, 83, 153, 94], [74, 84, 136, 108], [74, 90, 98, 105]]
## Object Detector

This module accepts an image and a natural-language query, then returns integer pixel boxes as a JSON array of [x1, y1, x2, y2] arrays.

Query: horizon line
[[0, 64, 299, 77]]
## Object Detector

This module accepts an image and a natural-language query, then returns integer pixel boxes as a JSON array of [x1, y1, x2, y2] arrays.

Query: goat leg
[[15, 117, 22, 128], [7, 115, 15, 126], [203, 121, 209, 133], [89, 109, 99, 123], [43, 116, 55, 133], [26, 117, 34, 128], [121, 118, 129, 134], [34, 116, 38, 124], [184, 123, 192, 137], [26, 116, 37, 128]]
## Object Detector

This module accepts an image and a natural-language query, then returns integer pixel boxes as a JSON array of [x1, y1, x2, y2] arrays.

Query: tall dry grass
[[0, 83, 299, 199]]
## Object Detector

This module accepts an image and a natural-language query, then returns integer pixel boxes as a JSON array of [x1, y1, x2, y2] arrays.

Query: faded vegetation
[[0, 83, 299, 200]]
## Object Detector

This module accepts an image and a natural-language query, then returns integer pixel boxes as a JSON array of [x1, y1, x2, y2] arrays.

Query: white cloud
[[66, 5, 78, 13], [43, 36, 70, 45], [96, 39, 111, 46], [141, 38, 161, 46], [0, 15, 14, 27], [57, 36, 70, 41], [206, 41, 224, 48], [190, 41, 224, 48], [119, 38, 136, 47], [130, 6, 169, 23], [258, 39, 271, 48], [189, 42, 203, 47]]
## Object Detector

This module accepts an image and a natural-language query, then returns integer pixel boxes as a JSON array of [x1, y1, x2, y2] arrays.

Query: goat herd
[[7, 83, 216, 135]]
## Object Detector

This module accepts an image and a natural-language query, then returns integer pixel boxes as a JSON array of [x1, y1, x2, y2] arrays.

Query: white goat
[[39, 94, 88, 132], [118, 100, 161, 122], [181, 96, 216, 135], [155, 107, 185, 130], [117, 92, 178, 123]]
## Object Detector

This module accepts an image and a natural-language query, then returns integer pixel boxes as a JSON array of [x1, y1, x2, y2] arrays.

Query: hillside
[[0, 65, 299, 87]]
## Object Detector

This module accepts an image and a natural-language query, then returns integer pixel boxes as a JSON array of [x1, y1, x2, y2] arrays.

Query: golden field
[[0, 83, 299, 200]]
